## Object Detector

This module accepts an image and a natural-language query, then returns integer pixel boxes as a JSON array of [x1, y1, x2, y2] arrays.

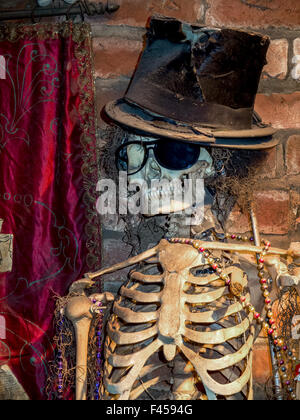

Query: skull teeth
[[148, 186, 182, 199]]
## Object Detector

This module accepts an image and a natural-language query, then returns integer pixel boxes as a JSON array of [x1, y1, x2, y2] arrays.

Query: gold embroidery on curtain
[[0, 21, 101, 271]]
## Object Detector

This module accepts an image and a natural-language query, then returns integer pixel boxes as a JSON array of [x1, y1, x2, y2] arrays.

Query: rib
[[113, 302, 158, 323], [183, 313, 253, 345], [179, 342, 252, 396], [187, 267, 235, 286], [184, 300, 247, 324], [120, 285, 161, 303], [130, 271, 164, 283], [100, 240, 260, 400], [197, 326, 255, 371], [183, 287, 226, 304], [105, 340, 162, 395], [107, 322, 158, 345]]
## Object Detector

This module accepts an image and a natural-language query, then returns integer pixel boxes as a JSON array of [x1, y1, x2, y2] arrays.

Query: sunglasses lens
[[155, 139, 200, 170]]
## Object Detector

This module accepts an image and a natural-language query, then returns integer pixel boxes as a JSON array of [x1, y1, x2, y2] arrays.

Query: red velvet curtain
[[0, 22, 100, 399]]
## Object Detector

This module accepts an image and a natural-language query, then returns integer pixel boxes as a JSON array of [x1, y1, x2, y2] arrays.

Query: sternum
[[158, 272, 185, 339]]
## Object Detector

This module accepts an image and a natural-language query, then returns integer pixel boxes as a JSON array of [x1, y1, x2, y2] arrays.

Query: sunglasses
[[115, 139, 201, 176]]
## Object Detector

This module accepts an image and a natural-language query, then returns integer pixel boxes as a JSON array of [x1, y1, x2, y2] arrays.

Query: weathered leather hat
[[105, 16, 278, 150]]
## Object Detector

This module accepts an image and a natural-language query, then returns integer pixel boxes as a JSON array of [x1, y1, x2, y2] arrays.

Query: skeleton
[[63, 137, 300, 400], [64, 238, 300, 400], [99, 239, 254, 400]]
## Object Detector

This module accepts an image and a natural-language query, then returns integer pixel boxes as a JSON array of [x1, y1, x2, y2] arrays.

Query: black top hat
[[105, 16, 278, 150]]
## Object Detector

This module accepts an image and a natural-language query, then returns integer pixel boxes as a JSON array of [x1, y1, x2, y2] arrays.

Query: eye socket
[[128, 143, 144, 153], [116, 142, 148, 175], [126, 144, 146, 170]]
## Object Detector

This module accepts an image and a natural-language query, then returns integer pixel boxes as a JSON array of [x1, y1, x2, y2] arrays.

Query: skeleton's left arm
[[265, 247, 300, 295]]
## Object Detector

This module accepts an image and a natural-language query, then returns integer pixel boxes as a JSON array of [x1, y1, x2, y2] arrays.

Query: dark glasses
[[115, 139, 201, 176]]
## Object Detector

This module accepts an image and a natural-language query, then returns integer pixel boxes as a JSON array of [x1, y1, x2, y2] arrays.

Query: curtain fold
[[0, 22, 100, 399]]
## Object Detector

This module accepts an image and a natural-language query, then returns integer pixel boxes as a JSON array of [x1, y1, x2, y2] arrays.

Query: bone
[[125, 135, 214, 217], [114, 302, 157, 323], [92, 233, 300, 400], [184, 312, 253, 345], [105, 339, 162, 395], [84, 244, 159, 280], [64, 290, 114, 400], [64, 296, 93, 400], [179, 339, 253, 397], [185, 300, 245, 324], [265, 256, 300, 290], [84, 240, 298, 284], [69, 278, 95, 294], [102, 240, 258, 400], [130, 367, 171, 400], [289, 242, 300, 265], [192, 241, 294, 257], [108, 323, 158, 345]]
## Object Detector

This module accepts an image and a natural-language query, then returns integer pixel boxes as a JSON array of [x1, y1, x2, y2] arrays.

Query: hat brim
[[105, 99, 279, 150]]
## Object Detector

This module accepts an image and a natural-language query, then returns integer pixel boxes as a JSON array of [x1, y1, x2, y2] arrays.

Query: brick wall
[[90, 0, 300, 399]]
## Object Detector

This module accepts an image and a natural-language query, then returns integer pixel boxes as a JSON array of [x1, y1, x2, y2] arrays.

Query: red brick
[[256, 146, 277, 178], [286, 135, 300, 175], [226, 205, 251, 234], [262, 39, 289, 80], [225, 155, 285, 233], [254, 190, 290, 235], [254, 93, 300, 129], [252, 341, 272, 384], [205, 0, 300, 29], [95, 0, 205, 27], [93, 38, 143, 79]]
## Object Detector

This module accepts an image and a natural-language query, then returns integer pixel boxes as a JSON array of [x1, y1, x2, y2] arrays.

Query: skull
[[125, 135, 214, 216]]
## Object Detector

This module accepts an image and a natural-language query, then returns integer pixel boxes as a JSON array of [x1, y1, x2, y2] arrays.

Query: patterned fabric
[[0, 22, 100, 399]]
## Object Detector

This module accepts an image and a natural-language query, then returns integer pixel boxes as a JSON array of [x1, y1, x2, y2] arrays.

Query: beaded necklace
[[168, 234, 298, 400], [91, 298, 104, 400]]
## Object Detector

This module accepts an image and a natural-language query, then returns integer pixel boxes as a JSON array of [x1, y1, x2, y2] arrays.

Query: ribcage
[[103, 257, 254, 400]]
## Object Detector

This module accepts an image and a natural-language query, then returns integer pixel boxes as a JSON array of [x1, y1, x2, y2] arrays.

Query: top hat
[[105, 16, 278, 150]]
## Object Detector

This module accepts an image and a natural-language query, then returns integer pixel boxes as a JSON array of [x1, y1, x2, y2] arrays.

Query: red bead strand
[[168, 234, 297, 400]]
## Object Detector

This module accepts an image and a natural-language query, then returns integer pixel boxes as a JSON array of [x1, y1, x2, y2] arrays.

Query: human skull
[[125, 135, 214, 216]]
